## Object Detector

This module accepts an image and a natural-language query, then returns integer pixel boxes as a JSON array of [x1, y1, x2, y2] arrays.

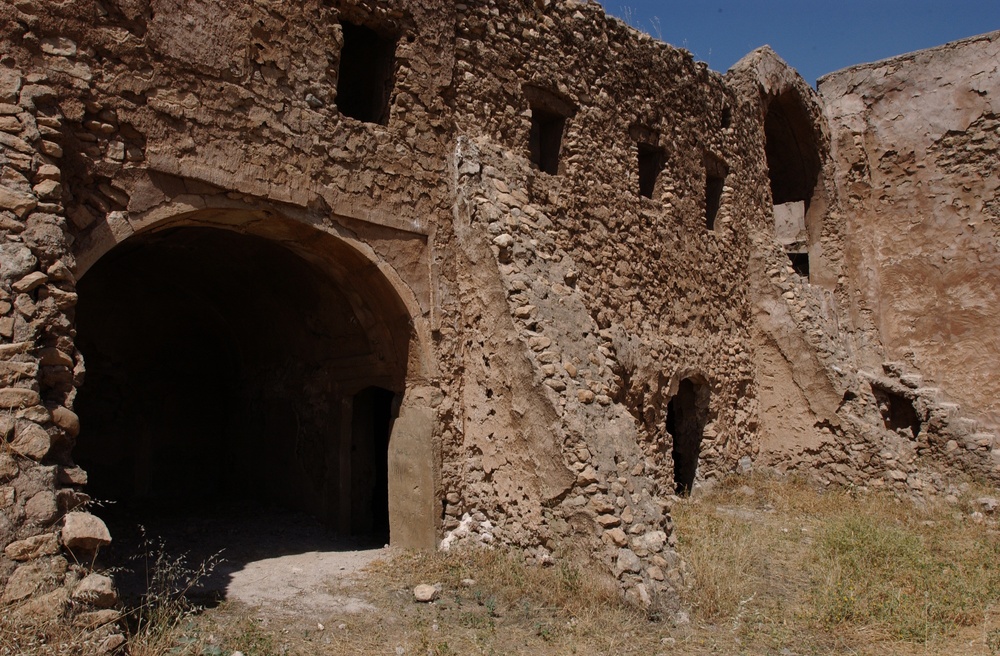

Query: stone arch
[[665, 372, 712, 495], [70, 203, 438, 549], [729, 47, 835, 288]]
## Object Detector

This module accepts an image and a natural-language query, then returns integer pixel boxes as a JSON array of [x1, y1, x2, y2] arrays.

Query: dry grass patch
[[673, 472, 1000, 654]]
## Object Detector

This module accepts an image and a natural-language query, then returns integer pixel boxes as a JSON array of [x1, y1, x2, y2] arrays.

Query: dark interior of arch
[[667, 378, 711, 496], [73, 227, 403, 544], [764, 90, 821, 208]]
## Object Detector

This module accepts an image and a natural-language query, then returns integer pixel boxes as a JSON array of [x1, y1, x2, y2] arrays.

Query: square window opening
[[337, 21, 397, 125], [787, 251, 810, 278]]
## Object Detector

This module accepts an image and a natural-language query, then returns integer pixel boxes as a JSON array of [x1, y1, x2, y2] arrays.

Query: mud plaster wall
[[819, 31, 1000, 431], [715, 43, 1000, 497]]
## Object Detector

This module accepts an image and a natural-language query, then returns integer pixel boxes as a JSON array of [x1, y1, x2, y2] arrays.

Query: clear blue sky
[[605, 1, 1000, 85]]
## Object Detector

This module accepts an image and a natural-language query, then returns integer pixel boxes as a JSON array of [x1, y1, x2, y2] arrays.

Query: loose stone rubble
[[0, 0, 996, 634]]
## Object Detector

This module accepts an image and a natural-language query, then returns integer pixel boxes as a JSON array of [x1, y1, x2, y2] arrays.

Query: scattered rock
[[73, 608, 121, 629], [98, 633, 127, 654], [975, 497, 998, 514], [72, 573, 118, 608], [413, 584, 439, 602]]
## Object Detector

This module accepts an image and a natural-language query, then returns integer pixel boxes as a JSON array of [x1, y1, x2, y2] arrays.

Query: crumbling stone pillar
[[0, 62, 120, 646]]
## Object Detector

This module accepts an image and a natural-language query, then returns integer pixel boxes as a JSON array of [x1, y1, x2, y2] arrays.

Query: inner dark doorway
[[349, 387, 395, 540], [74, 227, 399, 545], [666, 378, 710, 496]]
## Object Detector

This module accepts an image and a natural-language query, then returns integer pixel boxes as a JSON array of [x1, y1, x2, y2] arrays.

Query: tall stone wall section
[[0, 42, 125, 649], [820, 32, 1000, 431], [438, 1, 769, 606]]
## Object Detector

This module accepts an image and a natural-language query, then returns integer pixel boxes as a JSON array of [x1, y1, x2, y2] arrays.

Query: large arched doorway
[[765, 89, 822, 281], [73, 221, 420, 548]]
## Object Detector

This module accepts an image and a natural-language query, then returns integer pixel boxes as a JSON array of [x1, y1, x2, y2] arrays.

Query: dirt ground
[[112, 474, 1000, 656]]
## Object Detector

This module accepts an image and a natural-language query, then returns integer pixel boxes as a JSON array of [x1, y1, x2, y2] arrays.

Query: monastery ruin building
[[0, 0, 997, 630]]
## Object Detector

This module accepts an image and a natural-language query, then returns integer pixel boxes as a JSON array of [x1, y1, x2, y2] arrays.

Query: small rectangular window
[[524, 86, 575, 176], [637, 143, 665, 198], [787, 251, 810, 278], [336, 22, 397, 125], [529, 108, 566, 175]]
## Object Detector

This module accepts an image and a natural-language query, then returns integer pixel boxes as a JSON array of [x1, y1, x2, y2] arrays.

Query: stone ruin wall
[[443, 0, 765, 607], [720, 36, 1000, 498], [820, 31, 1000, 438], [0, 0, 998, 633]]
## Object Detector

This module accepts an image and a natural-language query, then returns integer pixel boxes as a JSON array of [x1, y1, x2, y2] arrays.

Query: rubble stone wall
[[1, 0, 998, 632]]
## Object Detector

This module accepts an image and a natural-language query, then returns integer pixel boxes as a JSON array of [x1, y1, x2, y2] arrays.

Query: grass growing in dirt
[[153, 474, 1000, 655], [672, 472, 1000, 654], [9, 473, 998, 655], [123, 533, 224, 656]]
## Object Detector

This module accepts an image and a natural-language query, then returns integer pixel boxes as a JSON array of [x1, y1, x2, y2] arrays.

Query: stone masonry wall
[[1, 0, 999, 634], [439, 0, 766, 606], [0, 29, 124, 649]]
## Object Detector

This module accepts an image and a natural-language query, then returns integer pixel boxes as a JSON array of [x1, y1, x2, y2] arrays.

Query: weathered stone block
[[61, 512, 112, 552], [0, 453, 17, 481], [25, 490, 59, 524], [73, 608, 121, 629], [4, 532, 60, 561], [0, 387, 41, 409], [72, 573, 118, 608], [0, 185, 36, 218], [10, 421, 52, 460], [615, 548, 642, 576], [1, 557, 67, 605], [12, 587, 69, 624]]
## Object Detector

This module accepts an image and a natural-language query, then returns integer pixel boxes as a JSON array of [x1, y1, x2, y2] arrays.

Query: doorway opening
[[667, 377, 711, 496], [765, 90, 821, 280], [74, 226, 403, 546]]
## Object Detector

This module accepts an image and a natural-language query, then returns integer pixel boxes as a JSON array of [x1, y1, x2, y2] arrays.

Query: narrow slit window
[[529, 108, 566, 175], [336, 21, 397, 125], [704, 155, 728, 230], [638, 143, 665, 199]]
